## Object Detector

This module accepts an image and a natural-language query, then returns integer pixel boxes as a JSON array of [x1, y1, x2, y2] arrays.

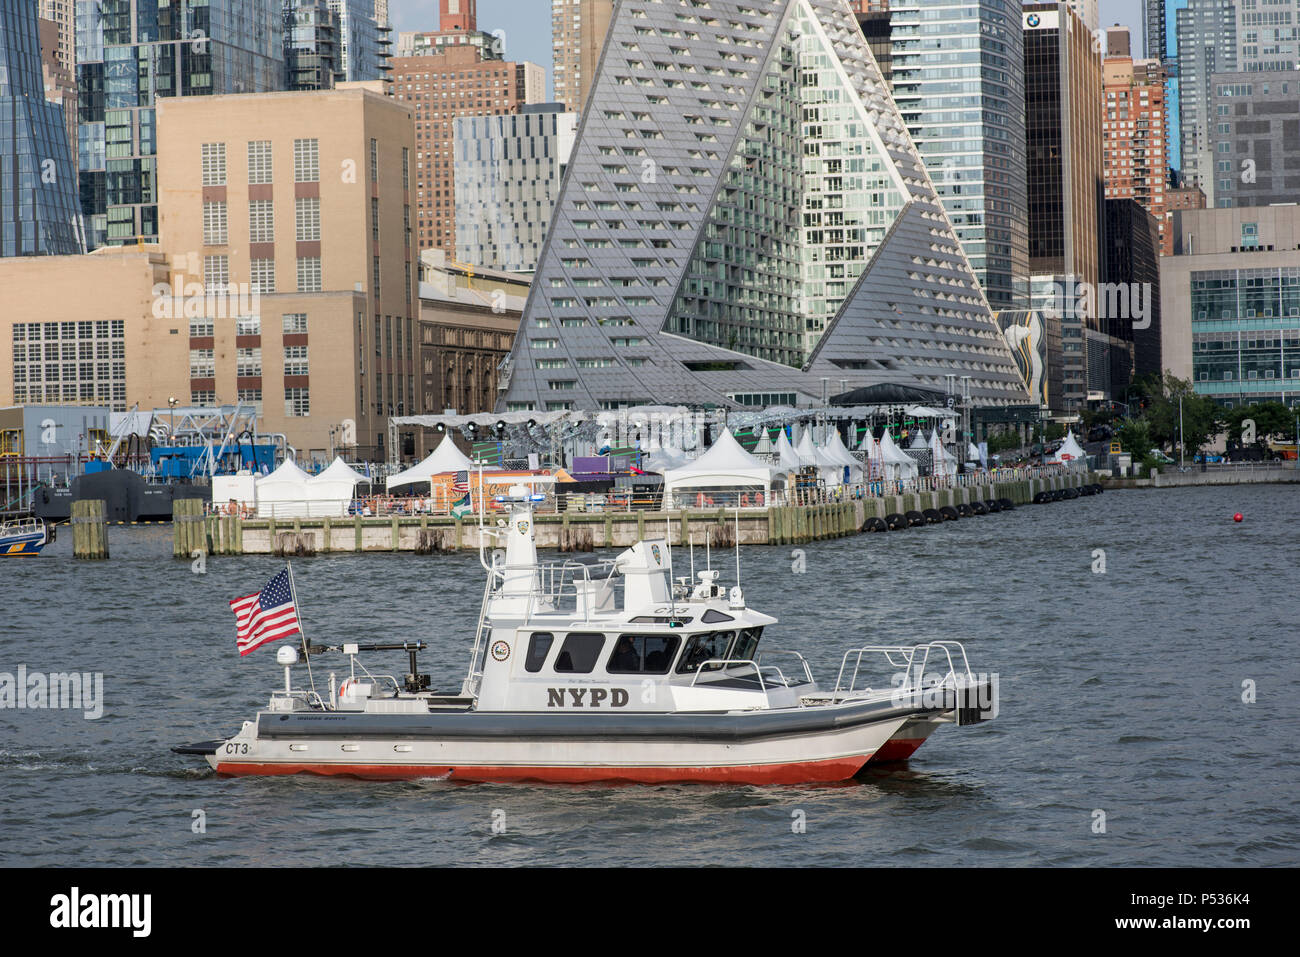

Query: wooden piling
[[73, 499, 109, 560]]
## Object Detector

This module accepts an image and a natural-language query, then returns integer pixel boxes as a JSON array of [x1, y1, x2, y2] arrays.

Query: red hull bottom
[[863, 737, 927, 763], [215, 754, 872, 785]]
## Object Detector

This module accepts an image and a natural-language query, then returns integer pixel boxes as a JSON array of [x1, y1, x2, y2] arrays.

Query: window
[[250, 258, 275, 294], [236, 347, 262, 377], [296, 197, 320, 241], [235, 315, 261, 337], [676, 631, 736, 674], [294, 138, 319, 182], [553, 633, 606, 674], [247, 140, 272, 184], [203, 255, 229, 290], [284, 345, 309, 376], [607, 634, 681, 674], [201, 143, 226, 186], [297, 257, 322, 292], [189, 349, 215, 378], [189, 318, 213, 338], [285, 387, 311, 417], [370, 138, 379, 183], [282, 313, 308, 334], [202, 201, 227, 245], [249, 200, 274, 243], [237, 388, 263, 412], [191, 389, 215, 406], [525, 633, 554, 673]]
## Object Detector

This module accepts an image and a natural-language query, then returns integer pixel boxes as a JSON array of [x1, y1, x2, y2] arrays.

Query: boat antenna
[[689, 531, 695, 582], [665, 519, 675, 620], [734, 507, 741, 592], [286, 561, 318, 703]]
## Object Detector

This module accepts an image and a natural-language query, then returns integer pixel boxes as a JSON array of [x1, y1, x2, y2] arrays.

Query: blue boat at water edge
[[0, 516, 52, 557]]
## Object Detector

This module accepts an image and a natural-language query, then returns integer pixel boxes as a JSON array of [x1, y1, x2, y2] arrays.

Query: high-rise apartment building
[[891, 0, 1030, 312], [552, 0, 615, 115], [1025, 3, 1107, 411], [38, 15, 79, 183], [329, 0, 391, 84], [1208, 71, 1300, 209], [1143, 0, 1166, 60], [454, 105, 578, 273], [390, 1, 544, 256], [1103, 28, 1171, 254], [499, 0, 1029, 412], [1176, 0, 1236, 204], [154, 85, 419, 455], [1104, 198, 1163, 383], [1, 0, 83, 257], [76, 0, 285, 250], [284, 0, 339, 91]]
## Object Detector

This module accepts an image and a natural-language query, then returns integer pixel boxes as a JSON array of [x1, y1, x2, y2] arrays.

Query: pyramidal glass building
[[0, 0, 84, 257], [498, 0, 1029, 412]]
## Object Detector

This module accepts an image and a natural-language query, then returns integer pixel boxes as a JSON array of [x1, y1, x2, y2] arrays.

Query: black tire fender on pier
[[885, 513, 909, 530]]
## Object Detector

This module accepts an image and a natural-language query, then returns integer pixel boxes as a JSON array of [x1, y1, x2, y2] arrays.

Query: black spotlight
[[527, 419, 537, 429], [435, 423, 446, 434], [495, 420, 506, 434]]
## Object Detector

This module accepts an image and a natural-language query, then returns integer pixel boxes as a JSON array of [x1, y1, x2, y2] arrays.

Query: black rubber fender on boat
[[905, 510, 926, 527], [922, 508, 944, 524], [885, 513, 908, 530], [998, 498, 1015, 510], [863, 516, 888, 533], [939, 505, 960, 521]]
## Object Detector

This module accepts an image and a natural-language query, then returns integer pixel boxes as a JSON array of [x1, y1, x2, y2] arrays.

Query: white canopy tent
[[386, 435, 480, 490], [908, 429, 929, 450], [1055, 430, 1088, 467], [254, 458, 314, 517], [662, 428, 779, 507], [877, 431, 920, 482], [930, 430, 958, 478], [773, 429, 803, 472], [306, 458, 369, 517], [751, 427, 775, 456], [642, 444, 691, 473], [821, 429, 865, 484]]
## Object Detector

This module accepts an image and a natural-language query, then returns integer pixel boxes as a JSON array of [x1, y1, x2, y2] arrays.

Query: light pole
[[168, 396, 178, 441], [1178, 393, 1185, 469]]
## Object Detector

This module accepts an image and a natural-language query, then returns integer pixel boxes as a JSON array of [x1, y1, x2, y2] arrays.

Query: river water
[[1, 484, 1297, 867]]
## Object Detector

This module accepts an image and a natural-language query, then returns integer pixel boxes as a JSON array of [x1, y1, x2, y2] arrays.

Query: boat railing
[[755, 649, 814, 686], [531, 558, 624, 621], [0, 516, 42, 537], [688, 659, 789, 692], [832, 641, 974, 700]]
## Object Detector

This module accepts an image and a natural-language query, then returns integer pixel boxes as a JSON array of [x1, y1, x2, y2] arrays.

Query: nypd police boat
[[176, 483, 995, 784], [0, 516, 52, 558]]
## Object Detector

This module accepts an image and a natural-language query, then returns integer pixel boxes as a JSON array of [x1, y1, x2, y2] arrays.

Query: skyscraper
[[1103, 28, 1171, 254], [329, 0, 391, 84], [1209, 71, 1300, 209], [1176, 0, 1236, 204], [1143, 0, 1166, 60], [499, 0, 1029, 412], [390, 1, 545, 255], [1024, 3, 1107, 411], [1, 0, 83, 257], [890, 0, 1030, 312], [76, 0, 285, 249], [284, 0, 339, 91], [552, 0, 615, 114], [454, 105, 578, 273]]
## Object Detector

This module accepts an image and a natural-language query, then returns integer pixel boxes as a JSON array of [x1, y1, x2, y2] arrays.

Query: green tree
[[1143, 373, 1224, 456]]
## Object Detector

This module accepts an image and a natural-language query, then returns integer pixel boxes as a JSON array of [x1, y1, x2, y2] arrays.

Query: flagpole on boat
[[286, 560, 318, 701]]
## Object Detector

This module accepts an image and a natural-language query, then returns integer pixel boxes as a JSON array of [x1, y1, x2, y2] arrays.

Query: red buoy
[[1233, 513, 1244, 523]]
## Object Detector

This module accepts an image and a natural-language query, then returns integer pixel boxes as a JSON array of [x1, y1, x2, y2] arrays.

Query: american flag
[[451, 470, 472, 518], [229, 568, 301, 656]]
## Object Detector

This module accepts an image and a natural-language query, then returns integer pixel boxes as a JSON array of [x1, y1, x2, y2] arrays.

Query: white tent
[[908, 429, 929, 450], [930, 430, 958, 478], [821, 429, 865, 484], [662, 428, 779, 507], [795, 428, 846, 486], [751, 427, 775, 456], [386, 435, 476, 490], [860, 429, 882, 478], [774, 429, 803, 472], [877, 431, 920, 482], [306, 458, 368, 517], [254, 458, 314, 517], [642, 444, 690, 473], [1056, 430, 1088, 467]]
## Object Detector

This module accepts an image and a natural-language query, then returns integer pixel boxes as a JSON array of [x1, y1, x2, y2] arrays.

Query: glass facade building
[[329, 0, 389, 84], [0, 0, 84, 256], [1190, 268, 1300, 406], [284, 0, 338, 90], [889, 0, 1030, 312], [454, 106, 578, 274], [76, 0, 285, 248]]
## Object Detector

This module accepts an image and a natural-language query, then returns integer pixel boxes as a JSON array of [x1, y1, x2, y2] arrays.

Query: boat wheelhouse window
[[607, 634, 682, 674], [553, 633, 607, 674], [525, 633, 554, 673], [732, 627, 762, 662], [700, 609, 734, 624], [676, 631, 736, 674], [629, 615, 693, 624]]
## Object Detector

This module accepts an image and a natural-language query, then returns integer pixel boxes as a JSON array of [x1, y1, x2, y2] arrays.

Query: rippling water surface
[[1, 485, 1297, 867]]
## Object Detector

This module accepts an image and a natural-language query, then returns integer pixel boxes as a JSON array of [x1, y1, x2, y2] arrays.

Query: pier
[[187, 472, 1093, 556]]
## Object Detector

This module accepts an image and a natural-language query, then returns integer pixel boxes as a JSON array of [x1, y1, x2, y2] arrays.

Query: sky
[[386, 0, 1151, 99]]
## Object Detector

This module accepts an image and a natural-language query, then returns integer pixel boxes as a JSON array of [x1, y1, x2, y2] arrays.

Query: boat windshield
[[675, 627, 765, 675]]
